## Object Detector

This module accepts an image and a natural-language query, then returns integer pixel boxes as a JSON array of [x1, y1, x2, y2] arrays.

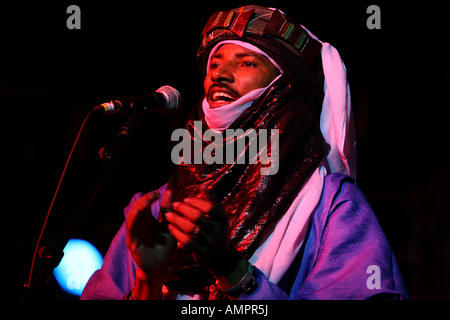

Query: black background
[[2, 0, 448, 300]]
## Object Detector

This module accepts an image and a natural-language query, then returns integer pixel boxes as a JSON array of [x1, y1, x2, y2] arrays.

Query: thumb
[[197, 183, 217, 201], [161, 189, 174, 212], [197, 184, 209, 200]]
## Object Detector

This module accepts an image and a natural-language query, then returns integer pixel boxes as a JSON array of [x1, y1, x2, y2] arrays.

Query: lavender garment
[[81, 173, 408, 300]]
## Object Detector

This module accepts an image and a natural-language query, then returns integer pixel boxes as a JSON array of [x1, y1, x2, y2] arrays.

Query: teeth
[[212, 92, 235, 101]]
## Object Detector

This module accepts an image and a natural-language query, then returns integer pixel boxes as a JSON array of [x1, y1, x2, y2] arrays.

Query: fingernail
[[172, 201, 181, 210]]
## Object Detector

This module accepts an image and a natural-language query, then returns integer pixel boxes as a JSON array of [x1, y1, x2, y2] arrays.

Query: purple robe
[[81, 173, 408, 300]]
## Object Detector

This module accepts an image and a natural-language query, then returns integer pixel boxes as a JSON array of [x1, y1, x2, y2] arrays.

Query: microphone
[[93, 85, 181, 115]]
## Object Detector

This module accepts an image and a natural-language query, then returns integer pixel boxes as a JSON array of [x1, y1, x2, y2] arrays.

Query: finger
[[167, 224, 206, 255], [142, 190, 161, 204], [133, 191, 160, 213], [172, 201, 204, 222], [172, 200, 217, 232], [164, 211, 196, 235], [182, 197, 214, 214], [160, 189, 173, 212], [167, 223, 192, 246], [183, 197, 226, 225], [197, 184, 210, 200], [126, 191, 162, 247], [127, 191, 160, 228]]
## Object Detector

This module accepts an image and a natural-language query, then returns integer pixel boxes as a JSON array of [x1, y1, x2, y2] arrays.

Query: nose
[[210, 63, 234, 84]]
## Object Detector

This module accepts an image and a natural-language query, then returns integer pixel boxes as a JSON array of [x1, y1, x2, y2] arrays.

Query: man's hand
[[125, 191, 176, 299], [164, 184, 249, 290]]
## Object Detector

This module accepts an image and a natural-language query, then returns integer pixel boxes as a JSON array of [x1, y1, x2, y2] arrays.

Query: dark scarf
[[161, 37, 328, 296]]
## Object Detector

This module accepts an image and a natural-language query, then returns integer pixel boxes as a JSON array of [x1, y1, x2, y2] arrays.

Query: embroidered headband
[[197, 5, 322, 67]]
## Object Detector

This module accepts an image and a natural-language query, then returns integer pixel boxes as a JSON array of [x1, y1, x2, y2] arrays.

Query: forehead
[[211, 43, 267, 61]]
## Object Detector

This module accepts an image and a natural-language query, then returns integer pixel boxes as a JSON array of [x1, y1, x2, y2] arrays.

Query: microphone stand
[[25, 113, 142, 300]]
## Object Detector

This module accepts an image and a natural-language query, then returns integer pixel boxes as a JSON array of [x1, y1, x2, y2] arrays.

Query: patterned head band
[[197, 5, 322, 67]]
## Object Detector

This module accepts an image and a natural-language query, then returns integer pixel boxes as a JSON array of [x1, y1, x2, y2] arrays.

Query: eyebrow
[[211, 51, 264, 61]]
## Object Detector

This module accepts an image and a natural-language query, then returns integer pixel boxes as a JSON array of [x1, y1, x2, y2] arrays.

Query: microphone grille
[[156, 85, 181, 113]]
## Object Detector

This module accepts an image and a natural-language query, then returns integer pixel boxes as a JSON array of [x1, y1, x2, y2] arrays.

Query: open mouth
[[208, 88, 239, 108], [212, 92, 237, 102]]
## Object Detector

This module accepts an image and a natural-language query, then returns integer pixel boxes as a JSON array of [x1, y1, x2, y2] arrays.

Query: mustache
[[206, 84, 240, 99]]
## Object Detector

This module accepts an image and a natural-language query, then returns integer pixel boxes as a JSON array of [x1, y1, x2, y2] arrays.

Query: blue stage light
[[53, 238, 103, 296]]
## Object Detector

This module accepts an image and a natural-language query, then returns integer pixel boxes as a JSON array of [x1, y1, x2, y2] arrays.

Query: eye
[[242, 61, 257, 68], [210, 63, 220, 69]]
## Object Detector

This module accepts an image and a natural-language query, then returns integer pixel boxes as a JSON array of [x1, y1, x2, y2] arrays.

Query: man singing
[[81, 5, 408, 300]]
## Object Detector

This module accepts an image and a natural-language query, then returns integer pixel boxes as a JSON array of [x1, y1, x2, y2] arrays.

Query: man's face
[[204, 44, 280, 109]]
